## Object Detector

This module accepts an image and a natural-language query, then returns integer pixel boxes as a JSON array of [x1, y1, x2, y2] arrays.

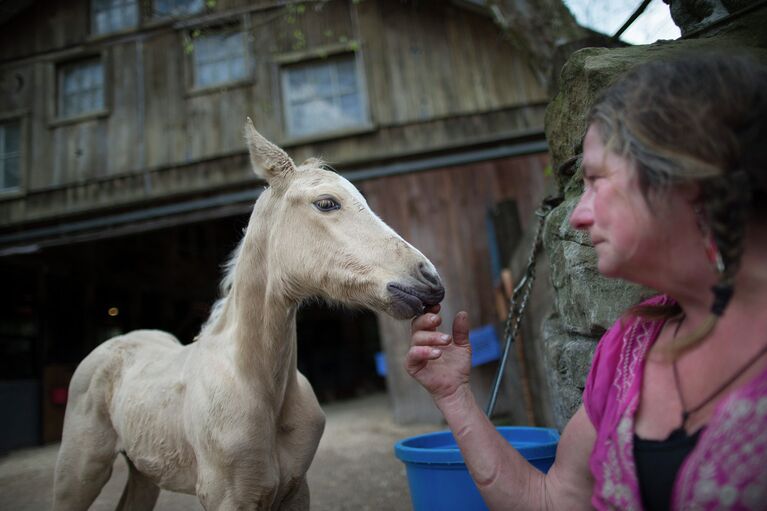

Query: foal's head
[[243, 119, 444, 319]]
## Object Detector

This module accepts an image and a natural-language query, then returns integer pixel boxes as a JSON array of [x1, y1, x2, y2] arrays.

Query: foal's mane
[[197, 236, 245, 338], [196, 157, 335, 340]]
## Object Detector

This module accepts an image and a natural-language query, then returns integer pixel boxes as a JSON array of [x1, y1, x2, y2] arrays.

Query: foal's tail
[[115, 453, 160, 511]]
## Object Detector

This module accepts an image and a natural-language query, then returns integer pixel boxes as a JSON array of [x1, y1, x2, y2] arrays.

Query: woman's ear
[[679, 182, 702, 204]]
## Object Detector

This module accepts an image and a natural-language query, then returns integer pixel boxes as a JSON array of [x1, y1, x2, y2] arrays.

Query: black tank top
[[633, 427, 704, 511]]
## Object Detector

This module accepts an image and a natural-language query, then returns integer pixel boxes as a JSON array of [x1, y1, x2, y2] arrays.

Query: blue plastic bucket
[[394, 426, 559, 511]]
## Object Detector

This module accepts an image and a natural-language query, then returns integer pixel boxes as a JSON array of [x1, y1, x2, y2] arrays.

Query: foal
[[53, 119, 444, 511]]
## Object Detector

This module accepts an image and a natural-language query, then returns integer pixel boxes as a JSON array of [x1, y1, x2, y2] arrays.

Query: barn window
[[91, 0, 138, 35], [153, 0, 204, 17], [192, 28, 248, 89], [281, 54, 369, 139], [57, 58, 105, 119], [0, 120, 21, 192]]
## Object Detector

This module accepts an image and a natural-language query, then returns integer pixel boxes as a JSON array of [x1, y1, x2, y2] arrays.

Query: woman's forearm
[[434, 384, 547, 511]]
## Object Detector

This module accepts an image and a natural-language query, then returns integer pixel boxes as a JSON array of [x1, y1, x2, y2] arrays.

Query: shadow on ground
[[0, 393, 440, 510]]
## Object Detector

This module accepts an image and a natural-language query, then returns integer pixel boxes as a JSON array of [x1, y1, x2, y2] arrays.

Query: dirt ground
[[0, 393, 439, 511]]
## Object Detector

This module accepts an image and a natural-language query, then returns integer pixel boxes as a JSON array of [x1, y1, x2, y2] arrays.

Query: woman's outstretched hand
[[405, 304, 472, 405]]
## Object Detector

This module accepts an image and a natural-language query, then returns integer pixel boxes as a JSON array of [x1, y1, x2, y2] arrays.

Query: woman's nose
[[569, 194, 593, 231]]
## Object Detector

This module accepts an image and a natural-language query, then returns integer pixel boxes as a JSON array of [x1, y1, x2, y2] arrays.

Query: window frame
[[152, 0, 205, 19], [0, 112, 27, 197], [277, 48, 372, 143], [52, 55, 110, 125], [187, 23, 252, 93], [90, 0, 139, 36]]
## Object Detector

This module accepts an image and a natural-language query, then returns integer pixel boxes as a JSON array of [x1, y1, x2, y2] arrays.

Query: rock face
[[666, 0, 763, 36], [541, 3, 767, 428]]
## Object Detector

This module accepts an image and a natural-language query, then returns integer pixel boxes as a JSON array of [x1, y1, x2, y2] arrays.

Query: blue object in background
[[374, 352, 387, 377], [374, 324, 500, 377], [468, 323, 501, 366], [395, 427, 560, 511]]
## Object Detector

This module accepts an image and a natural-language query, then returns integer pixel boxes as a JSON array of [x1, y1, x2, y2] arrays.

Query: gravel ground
[[0, 393, 439, 511]]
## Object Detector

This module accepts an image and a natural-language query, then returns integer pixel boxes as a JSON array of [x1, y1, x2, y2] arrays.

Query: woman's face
[[569, 125, 690, 283]]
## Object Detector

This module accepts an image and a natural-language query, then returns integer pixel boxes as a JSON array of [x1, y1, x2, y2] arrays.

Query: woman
[[406, 54, 767, 510]]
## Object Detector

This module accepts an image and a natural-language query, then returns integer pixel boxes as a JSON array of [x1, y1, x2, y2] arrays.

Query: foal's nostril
[[418, 262, 441, 286]]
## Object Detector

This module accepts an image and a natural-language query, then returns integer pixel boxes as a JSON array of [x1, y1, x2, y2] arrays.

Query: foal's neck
[[206, 232, 300, 406]]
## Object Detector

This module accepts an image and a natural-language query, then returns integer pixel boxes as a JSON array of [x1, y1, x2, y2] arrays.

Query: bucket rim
[[394, 426, 559, 465]]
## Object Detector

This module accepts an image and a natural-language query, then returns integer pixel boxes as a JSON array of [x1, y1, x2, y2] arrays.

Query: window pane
[[197, 62, 214, 88], [193, 30, 246, 87], [81, 92, 93, 113], [92, 65, 104, 87], [1, 122, 21, 190], [61, 96, 75, 118], [92, 89, 105, 111], [339, 93, 363, 124], [63, 72, 79, 94], [224, 32, 240, 53], [82, 67, 94, 88], [227, 58, 242, 82], [58, 60, 104, 117], [214, 61, 227, 82], [4, 123, 20, 153], [3, 156, 20, 188], [92, 0, 137, 34], [282, 54, 367, 137], [309, 65, 332, 97], [287, 68, 308, 101], [95, 12, 109, 34], [155, 0, 203, 17], [336, 60, 358, 92]]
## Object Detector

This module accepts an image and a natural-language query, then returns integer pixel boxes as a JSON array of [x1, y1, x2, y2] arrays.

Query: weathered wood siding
[[359, 152, 549, 423], [0, 0, 547, 228]]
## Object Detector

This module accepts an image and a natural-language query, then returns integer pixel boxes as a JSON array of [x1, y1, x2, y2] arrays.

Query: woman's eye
[[583, 174, 601, 187], [313, 198, 340, 212]]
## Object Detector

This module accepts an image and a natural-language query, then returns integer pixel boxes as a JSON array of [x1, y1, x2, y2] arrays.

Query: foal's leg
[[115, 454, 160, 511], [52, 411, 118, 511], [276, 477, 310, 511], [52, 347, 124, 511]]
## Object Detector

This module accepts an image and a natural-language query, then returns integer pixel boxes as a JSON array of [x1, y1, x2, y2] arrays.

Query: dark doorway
[[0, 212, 385, 448]]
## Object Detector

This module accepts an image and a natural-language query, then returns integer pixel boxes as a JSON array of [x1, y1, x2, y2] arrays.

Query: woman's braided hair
[[587, 52, 767, 357]]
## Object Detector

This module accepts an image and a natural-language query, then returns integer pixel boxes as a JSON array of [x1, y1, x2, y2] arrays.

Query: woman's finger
[[411, 331, 451, 347], [405, 346, 443, 369], [411, 312, 442, 333], [452, 311, 471, 347]]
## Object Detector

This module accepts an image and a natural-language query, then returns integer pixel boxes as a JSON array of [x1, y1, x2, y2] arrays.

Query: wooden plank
[[358, 152, 549, 422]]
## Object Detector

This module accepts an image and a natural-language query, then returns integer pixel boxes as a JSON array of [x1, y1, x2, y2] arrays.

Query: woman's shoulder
[[583, 294, 671, 426], [597, 294, 671, 351]]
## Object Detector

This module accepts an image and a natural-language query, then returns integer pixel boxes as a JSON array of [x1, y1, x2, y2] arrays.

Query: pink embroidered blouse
[[583, 296, 767, 510]]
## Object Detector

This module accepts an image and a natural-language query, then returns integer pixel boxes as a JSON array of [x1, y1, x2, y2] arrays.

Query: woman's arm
[[407, 308, 595, 510]]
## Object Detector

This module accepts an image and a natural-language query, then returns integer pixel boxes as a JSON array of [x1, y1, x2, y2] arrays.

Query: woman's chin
[[596, 259, 620, 279]]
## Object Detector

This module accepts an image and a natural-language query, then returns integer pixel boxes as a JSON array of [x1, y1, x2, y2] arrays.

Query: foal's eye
[[313, 198, 341, 212]]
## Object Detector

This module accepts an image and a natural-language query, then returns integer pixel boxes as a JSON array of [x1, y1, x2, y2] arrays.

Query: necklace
[[671, 317, 767, 430]]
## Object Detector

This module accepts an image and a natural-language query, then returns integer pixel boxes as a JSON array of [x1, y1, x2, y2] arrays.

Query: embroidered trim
[[613, 318, 653, 405], [674, 378, 767, 510], [599, 319, 653, 510]]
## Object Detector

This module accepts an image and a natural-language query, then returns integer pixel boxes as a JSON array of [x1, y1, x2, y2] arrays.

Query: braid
[[703, 171, 752, 284], [656, 174, 752, 360]]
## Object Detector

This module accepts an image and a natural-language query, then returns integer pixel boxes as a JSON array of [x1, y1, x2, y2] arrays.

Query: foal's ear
[[244, 118, 295, 184]]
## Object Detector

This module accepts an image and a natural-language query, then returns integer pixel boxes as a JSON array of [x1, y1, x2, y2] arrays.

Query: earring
[[694, 207, 725, 274]]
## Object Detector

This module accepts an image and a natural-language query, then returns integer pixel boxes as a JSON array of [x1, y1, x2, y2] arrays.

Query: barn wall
[[0, 0, 547, 229], [359, 151, 551, 423]]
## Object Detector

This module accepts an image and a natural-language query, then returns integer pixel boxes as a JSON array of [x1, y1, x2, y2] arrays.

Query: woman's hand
[[405, 304, 472, 405]]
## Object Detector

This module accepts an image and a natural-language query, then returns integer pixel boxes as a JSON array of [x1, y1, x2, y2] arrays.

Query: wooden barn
[[0, 0, 554, 450]]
